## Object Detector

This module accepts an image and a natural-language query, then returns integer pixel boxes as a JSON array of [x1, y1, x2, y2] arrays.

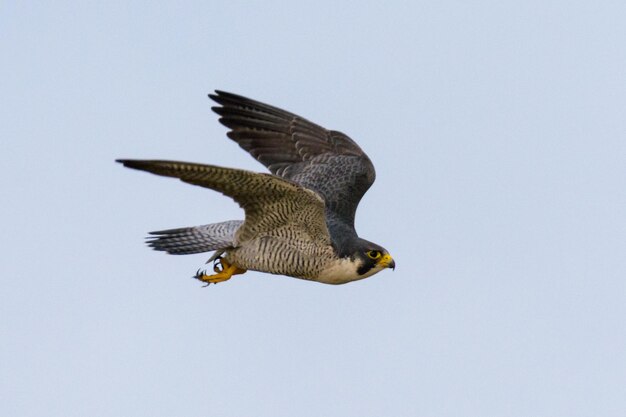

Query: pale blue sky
[[2, 2, 625, 416]]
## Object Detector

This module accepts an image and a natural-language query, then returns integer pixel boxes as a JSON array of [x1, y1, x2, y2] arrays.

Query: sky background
[[2, 1, 625, 416]]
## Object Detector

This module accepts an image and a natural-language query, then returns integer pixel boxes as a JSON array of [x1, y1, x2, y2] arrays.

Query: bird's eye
[[367, 250, 382, 259]]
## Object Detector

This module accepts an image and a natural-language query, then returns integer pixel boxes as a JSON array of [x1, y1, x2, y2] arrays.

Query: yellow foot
[[193, 258, 246, 286]]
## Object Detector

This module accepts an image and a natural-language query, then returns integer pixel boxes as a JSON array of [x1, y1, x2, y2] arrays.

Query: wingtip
[[116, 159, 149, 170], [116, 158, 136, 166], [209, 89, 238, 105], [211, 105, 225, 116], [208, 90, 226, 106]]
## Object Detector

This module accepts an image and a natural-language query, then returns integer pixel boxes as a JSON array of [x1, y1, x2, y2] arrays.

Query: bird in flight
[[117, 91, 395, 285]]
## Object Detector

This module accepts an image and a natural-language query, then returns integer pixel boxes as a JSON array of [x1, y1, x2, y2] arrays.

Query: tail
[[146, 220, 243, 255]]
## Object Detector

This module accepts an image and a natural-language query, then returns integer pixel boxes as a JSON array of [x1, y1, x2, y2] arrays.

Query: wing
[[116, 160, 331, 246], [209, 91, 376, 231]]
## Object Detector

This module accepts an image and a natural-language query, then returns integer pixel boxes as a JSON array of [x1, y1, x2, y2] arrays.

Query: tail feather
[[147, 220, 242, 255]]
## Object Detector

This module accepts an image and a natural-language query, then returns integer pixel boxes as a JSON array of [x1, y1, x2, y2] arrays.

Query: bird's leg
[[193, 257, 246, 286]]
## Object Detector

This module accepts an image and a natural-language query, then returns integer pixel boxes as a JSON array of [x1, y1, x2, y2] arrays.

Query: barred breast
[[225, 237, 336, 281]]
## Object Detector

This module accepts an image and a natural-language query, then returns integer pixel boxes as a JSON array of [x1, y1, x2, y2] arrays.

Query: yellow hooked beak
[[378, 253, 396, 270]]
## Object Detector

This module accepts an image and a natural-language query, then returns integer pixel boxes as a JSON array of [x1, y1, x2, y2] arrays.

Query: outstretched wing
[[209, 91, 376, 231], [116, 160, 331, 246]]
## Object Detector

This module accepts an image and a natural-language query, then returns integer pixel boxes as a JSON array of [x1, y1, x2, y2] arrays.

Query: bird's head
[[353, 239, 395, 278]]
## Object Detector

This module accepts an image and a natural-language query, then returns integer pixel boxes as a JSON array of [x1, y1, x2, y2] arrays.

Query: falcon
[[117, 91, 395, 285]]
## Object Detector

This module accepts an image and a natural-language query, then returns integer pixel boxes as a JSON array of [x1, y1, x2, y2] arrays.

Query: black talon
[[192, 268, 212, 287], [213, 256, 223, 273]]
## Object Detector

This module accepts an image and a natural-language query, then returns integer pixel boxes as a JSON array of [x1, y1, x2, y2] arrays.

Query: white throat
[[315, 258, 385, 285]]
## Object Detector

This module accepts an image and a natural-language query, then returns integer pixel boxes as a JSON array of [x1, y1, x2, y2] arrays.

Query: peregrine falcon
[[117, 91, 395, 285]]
